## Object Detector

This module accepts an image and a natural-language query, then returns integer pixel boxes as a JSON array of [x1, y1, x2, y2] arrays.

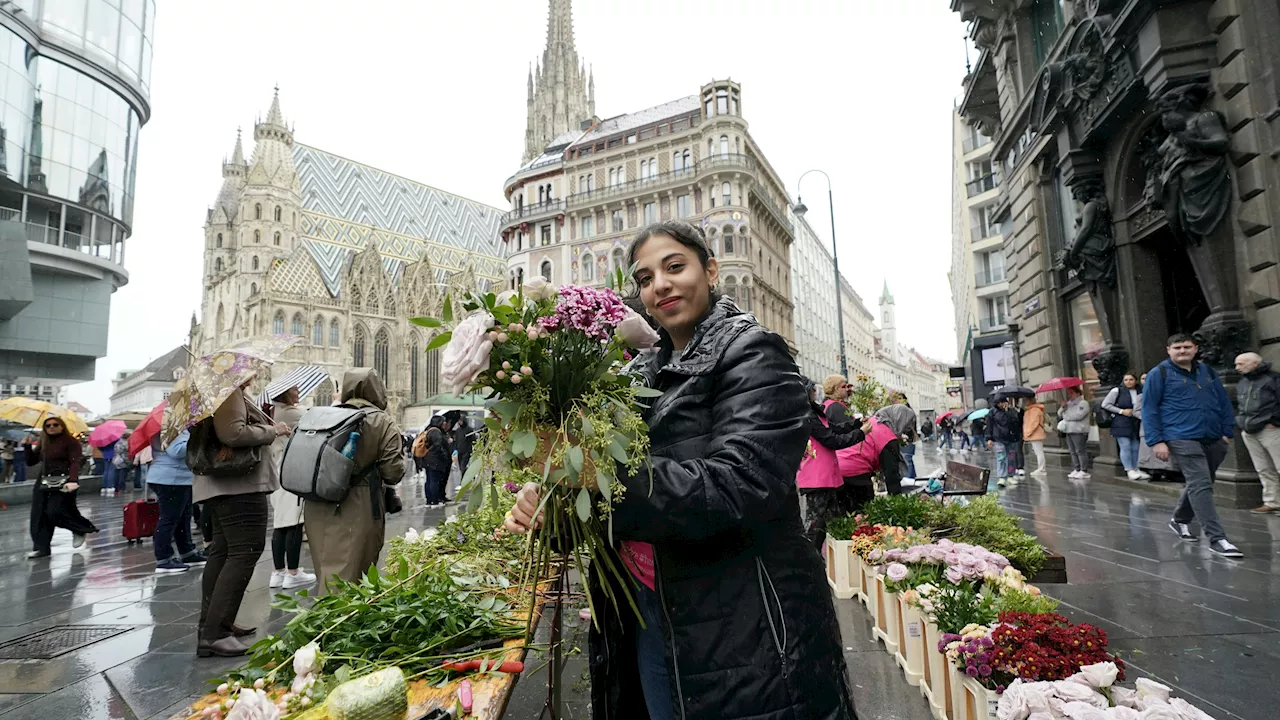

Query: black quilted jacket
[[587, 298, 856, 720]]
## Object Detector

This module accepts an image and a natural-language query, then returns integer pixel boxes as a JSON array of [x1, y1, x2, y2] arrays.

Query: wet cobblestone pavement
[[0, 445, 1276, 719]]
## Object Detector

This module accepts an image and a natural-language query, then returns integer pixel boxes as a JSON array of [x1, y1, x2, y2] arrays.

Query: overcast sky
[[66, 0, 971, 413]]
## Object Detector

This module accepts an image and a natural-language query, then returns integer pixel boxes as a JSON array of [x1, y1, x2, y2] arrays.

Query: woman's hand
[[273, 423, 292, 437], [860, 419, 874, 434], [503, 482, 543, 534], [62, 482, 79, 493]]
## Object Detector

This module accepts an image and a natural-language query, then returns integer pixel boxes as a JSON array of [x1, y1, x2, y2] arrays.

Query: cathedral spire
[[230, 127, 245, 166], [265, 85, 284, 127], [546, 0, 574, 51], [521, 0, 594, 163]]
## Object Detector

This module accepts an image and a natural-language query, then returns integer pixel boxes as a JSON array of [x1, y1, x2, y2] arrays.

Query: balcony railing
[[962, 135, 992, 154], [499, 200, 564, 227], [979, 317, 1007, 333], [563, 153, 756, 209], [975, 268, 1007, 287], [965, 174, 997, 197], [750, 182, 793, 236], [971, 225, 1000, 243]]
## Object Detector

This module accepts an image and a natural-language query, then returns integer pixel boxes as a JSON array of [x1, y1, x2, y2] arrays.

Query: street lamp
[[794, 170, 847, 378]]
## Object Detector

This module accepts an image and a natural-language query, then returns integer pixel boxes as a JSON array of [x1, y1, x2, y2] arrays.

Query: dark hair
[[1167, 332, 1197, 346], [626, 220, 722, 304]]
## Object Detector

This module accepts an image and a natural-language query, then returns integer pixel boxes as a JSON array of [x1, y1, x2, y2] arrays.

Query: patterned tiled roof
[[292, 144, 505, 296]]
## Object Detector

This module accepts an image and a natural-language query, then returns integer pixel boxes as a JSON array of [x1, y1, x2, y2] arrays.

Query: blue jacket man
[[1141, 333, 1241, 558]]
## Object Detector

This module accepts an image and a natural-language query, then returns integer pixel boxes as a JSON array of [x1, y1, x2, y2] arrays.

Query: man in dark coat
[[1234, 352, 1280, 513], [987, 398, 1021, 487]]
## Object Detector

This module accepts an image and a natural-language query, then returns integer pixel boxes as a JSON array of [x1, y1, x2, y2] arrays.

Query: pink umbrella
[[88, 420, 127, 448], [1035, 377, 1085, 393]]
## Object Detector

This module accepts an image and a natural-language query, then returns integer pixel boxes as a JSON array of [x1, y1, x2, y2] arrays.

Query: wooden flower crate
[[870, 575, 900, 656], [897, 599, 926, 686], [922, 621, 953, 720], [824, 535, 858, 599]]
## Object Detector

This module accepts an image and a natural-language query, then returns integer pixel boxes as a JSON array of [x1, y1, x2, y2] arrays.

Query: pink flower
[[616, 307, 660, 349], [945, 566, 964, 584], [440, 312, 494, 395], [886, 562, 909, 582]]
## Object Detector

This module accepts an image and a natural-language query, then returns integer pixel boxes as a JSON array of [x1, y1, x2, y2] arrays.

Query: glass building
[[0, 0, 154, 386]]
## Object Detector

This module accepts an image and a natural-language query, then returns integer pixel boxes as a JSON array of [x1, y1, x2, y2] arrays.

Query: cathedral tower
[[880, 281, 897, 359], [241, 87, 302, 290], [522, 0, 595, 163]]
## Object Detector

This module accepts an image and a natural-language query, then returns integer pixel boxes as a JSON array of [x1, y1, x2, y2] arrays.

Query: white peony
[[1077, 662, 1120, 689], [225, 688, 280, 720], [403, 528, 419, 543], [523, 277, 558, 301], [439, 312, 495, 396], [1051, 681, 1108, 710], [1135, 678, 1173, 704], [1060, 701, 1109, 720], [1106, 708, 1141, 720], [1167, 698, 1216, 720], [1111, 687, 1139, 708], [997, 679, 1031, 720], [291, 641, 321, 691], [1137, 705, 1181, 720]]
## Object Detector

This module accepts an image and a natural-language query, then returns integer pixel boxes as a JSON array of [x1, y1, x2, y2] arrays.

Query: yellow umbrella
[[160, 334, 302, 446], [0, 398, 90, 436]]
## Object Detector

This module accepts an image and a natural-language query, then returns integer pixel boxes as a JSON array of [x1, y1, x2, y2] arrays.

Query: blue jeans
[[633, 580, 673, 720], [1115, 436, 1140, 471], [1169, 439, 1229, 543], [902, 442, 917, 478], [994, 441, 1012, 480], [940, 431, 952, 449], [13, 455, 25, 483], [972, 433, 986, 448], [152, 484, 196, 563]]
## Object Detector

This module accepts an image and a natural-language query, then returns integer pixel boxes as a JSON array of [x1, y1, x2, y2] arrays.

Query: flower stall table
[[922, 621, 953, 720], [825, 534, 858, 599]]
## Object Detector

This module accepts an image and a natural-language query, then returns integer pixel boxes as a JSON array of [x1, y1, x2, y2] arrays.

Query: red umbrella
[[129, 400, 165, 458], [936, 411, 954, 421], [1036, 377, 1085, 393], [88, 420, 127, 448]]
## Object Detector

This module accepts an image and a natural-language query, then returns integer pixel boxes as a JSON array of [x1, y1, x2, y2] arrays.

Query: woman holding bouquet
[[507, 221, 856, 720]]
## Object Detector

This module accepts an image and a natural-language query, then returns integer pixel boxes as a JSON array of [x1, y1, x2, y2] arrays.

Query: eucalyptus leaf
[[426, 332, 452, 352], [409, 316, 443, 328], [576, 487, 592, 522], [607, 438, 628, 464], [633, 386, 664, 398], [510, 430, 536, 458], [580, 414, 594, 438], [597, 468, 612, 502], [462, 456, 482, 486], [567, 445, 584, 474], [468, 480, 486, 510], [442, 293, 454, 323]]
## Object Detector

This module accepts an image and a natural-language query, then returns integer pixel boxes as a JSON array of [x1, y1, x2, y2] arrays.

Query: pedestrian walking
[[970, 415, 987, 448], [1058, 386, 1092, 478], [266, 386, 316, 590], [506, 221, 856, 719], [148, 430, 206, 573], [938, 416, 954, 452], [25, 416, 98, 558], [449, 410, 474, 477], [194, 381, 291, 658], [100, 435, 118, 496], [987, 397, 1020, 487], [1233, 352, 1280, 514], [111, 434, 131, 493], [1022, 398, 1048, 475], [1143, 333, 1242, 558], [798, 379, 869, 550], [1102, 373, 1149, 481], [422, 416, 451, 507], [303, 368, 406, 596], [11, 439, 25, 484]]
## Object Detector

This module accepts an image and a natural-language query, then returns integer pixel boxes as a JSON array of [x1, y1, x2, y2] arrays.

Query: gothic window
[[254, 230, 261, 243], [215, 258, 223, 272], [368, 290, 380, 314], [723, 227, 735, 254], [251, 256, 259, 270], [720, 136, 729, 156], [426, 344, 441, 396], [216, 303, 225, 338], [410, 335, 421, 402], [255, 204, 262, 220], [329, 318, 340, 346], [351, 290, 362, 312], [291, 313, 303, 336], [374, 328, 390, 382], [314, 379, 334, 407], [540, 260, 552, 282], [273, 232, 281, 246], [216, 233, 223, 248], [385, 292, 396, 316], [312, 316, 324, 345], [274, 206, 282, 222], [251, 283, 257, 295], [611, 248, 625, 276], [722, 182, 732, 207], [353, 325, 367, 366], [582, 252, 595, 281], [273, 310, 285, 335]]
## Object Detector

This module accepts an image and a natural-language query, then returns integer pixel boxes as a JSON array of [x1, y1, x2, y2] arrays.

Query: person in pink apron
[[799, 378, 871, 549]]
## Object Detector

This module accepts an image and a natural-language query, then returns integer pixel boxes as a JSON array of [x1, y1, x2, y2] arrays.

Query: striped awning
[[258, 365, 331, 405]]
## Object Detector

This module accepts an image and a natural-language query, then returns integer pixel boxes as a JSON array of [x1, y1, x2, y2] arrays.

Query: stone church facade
[[189, 91, 506, 422]]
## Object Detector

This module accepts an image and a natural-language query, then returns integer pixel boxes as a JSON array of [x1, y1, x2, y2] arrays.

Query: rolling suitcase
[[123, 476, 158, 544]]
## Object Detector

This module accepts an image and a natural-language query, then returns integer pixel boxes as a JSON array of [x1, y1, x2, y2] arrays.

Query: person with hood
[[1058, 386, 1092, 478], [1102, 373, 1149, 481], [267, 386, 316, 590], [875, 402, 918, 482], [304, 368, 406, 595], [422, 415, 451, 508], [986, 397, 1021, 487], [799, 379, 870, 549], [24, 415, 97, 558], [1234, 352, 1280, 513], [1022, 397, 1048, 476], [506, 221, 856, 720], [195, 380, 291, 658]]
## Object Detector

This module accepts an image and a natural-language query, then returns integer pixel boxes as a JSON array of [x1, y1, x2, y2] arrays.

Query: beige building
[[190, 91, 505, 423], [501, 1, 796, 342], [840, 275, 877, 382]]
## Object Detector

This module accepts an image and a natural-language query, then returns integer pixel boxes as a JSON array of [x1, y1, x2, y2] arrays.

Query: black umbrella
[[992, 385, 1035, 400]]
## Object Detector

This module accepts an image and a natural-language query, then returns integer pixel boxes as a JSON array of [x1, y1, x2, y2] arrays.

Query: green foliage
[[993, 588, 1061, 615], [932, 583, 997, 634], [826, 514, 858, 541], [860, 494, 933, 530], [925, 496, 1047, 577], [848, 374, 889, 417]]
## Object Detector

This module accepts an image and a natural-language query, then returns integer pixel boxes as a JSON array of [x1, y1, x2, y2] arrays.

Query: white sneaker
[[269, 571, 285, 588], [1068, 470, 1082, 479], [283, 570, 317, 589], [997, 478, 1007, 488], [99, 488, 107, 496], [1032, 467, 1047, 476], [1127, 470, 1143, 481], [1017, 469, 1026, 476], [1136, 471, 1152, 480]]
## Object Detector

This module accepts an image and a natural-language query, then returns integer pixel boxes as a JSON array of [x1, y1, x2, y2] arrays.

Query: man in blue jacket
[[1142, 333, 1242, 557]]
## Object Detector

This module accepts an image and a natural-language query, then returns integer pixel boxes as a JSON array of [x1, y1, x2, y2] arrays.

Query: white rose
[[997, 679, 1031, 720], [616, 307, 660, 349], [292, 642, 321, 680], [1106, 708, 1141, 720], [1078, 662, 1120, 689], [1060, 701, 1109, 720], [224, 688, 281, 720], [1167, 698, 1215, 720], [1134, 678, 1172, 704], [523, 277, 558, 301], [1051, 681, 1108, 710], [495, 289, 518, 306], [1020, 682, 1056, 715], [1137, 705, 1181, 720], [439, 312, 495, 396], [1111, 687, 1139, 708]]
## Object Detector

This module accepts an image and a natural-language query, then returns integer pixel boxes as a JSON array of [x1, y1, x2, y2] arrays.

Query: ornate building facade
[[949, 0, 1280, 504], [501, 0, 797, 344], [190, 91, 505, 422]]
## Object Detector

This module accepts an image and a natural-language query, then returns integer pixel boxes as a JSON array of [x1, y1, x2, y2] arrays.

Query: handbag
[[186, 417, 262, 477], [1056, 419, 1069, 434], [39, 474, 70, 491]]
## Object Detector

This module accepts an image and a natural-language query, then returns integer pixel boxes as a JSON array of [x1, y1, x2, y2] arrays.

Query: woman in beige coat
[[194, 382, 291, 658], [305, 368, 406, 595], [267, 387, 316, 590]]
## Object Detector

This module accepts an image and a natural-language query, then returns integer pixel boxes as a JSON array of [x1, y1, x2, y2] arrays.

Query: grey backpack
[[280, 405, 373, 503]]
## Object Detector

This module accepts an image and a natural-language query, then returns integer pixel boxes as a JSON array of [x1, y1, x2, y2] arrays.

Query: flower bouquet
[[411, 277, 661, 622], [941, 612, 1123, 692], [997, 663, 1216, 720]]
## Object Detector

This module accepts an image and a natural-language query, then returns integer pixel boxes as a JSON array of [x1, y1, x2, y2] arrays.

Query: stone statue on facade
[[1056, 178, 1127, 385]]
